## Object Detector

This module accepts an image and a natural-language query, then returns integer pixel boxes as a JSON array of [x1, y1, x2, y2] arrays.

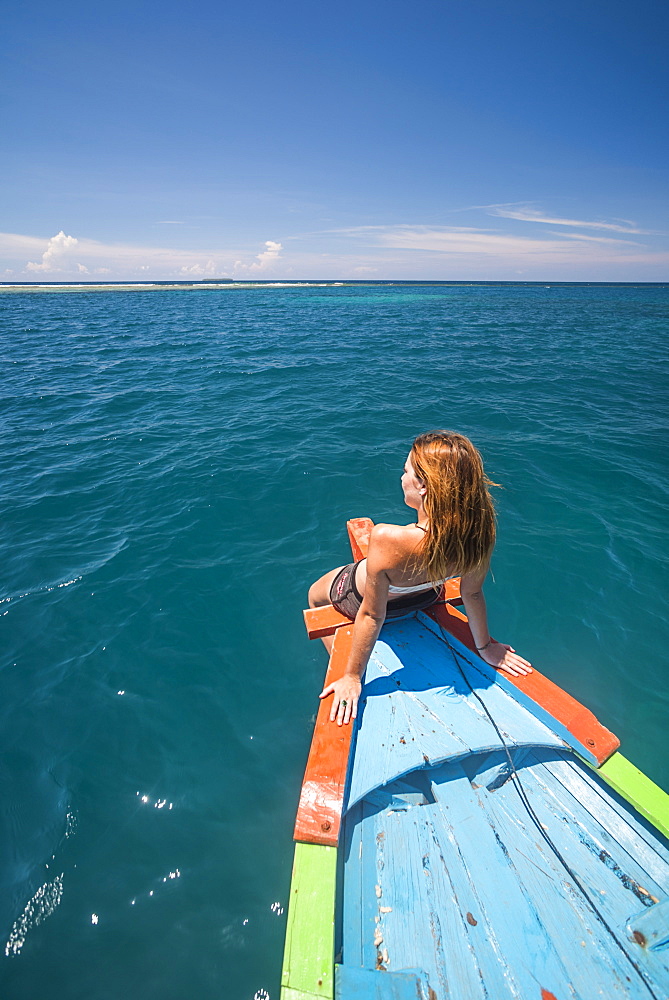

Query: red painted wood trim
[[304, 604, 351, 639], [346, 517, 373, 560], [294, 625, 355, 846], [426, 600, 477, 649], [425, 602, 620, 765]]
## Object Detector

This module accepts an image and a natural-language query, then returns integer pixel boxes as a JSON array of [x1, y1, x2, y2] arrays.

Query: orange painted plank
[[304, 604, 351, 640], [346, 517, 373, 560], [426, 600, 477, 649], [426, 602, 620, 766], [301, 520, 371, 642], [294, 625, 355, 846]]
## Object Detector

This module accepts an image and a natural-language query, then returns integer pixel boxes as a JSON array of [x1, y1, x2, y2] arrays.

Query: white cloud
[[379, 225, 566, 256], [179, 259, 217, 276], [330, 223, 663, 264], [261, 240, 282, 259], [484, 204, 657, 235], [296, 222, 669, 279], [1, 221, 667, 282], [552, 231, 641, 246], [0, 231, 225, 279], [236, 240, 283, 274], [26, 231, 79, 271], [0, 232, 287, 280]]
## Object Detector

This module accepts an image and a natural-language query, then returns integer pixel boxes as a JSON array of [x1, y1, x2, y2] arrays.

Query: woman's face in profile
[[401, 454, 425, 510]]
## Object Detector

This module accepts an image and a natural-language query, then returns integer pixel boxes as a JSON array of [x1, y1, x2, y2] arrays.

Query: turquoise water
[[1, 282, 668, 999]]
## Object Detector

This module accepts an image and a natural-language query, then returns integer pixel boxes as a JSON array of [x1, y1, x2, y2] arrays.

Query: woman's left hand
[[480, 642, 532, 677]]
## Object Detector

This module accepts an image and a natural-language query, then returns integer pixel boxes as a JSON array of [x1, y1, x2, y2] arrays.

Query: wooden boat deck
[[339, 614, 669, 998], [343, 751, 669, 997]]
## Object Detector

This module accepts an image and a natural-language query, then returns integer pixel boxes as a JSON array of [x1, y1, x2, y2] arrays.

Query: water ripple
[[1, 282, 667, 998]]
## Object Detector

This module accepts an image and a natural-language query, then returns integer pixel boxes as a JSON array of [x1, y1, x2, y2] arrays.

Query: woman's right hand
[[320, 674, 362, 726]]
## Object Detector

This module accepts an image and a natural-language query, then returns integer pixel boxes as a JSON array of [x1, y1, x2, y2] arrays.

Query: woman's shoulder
[[369, 521, 421, 556], [370, 520, 417, 537]]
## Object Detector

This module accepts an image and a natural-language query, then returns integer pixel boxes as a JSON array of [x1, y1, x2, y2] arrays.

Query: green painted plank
[[281, 842, 337, 1000], [282, 989, 329, 1000], [596, 752, 669, 841]]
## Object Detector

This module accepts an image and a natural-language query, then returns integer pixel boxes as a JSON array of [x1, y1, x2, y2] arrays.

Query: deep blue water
[[1, 282, 668, 999]]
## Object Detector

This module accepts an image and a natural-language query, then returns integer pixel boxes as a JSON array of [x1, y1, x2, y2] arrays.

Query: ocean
[[1, 281, 668, 999]]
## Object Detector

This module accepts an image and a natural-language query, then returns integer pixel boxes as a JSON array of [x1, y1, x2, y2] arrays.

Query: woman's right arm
[[319, 525, 394, 726]]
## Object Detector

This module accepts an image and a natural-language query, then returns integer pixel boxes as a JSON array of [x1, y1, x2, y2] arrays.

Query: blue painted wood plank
[[359, 798, 385, 974], [369, 795, 490, 997], [627, 897, 669, 952], [461, 765, 663, 981], [341, 799, 387, 974], [415, 611, 609, 767], [625, 895, 669, 986], [429, 764, 594, 998], [516, 753, 669, 911], [341, 800, 365, 970], [484, 754, 669, 994], [429, 759, 669, 996], [468, 748, 669, 911], [335, 964, 431, 1000], [347, 616, 566, 810], [624, 899, 669, 992], [346, 758, 669, 996], [539, 751, 669, 869]]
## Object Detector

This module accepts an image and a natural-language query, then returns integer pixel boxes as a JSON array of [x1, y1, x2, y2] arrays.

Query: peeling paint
[[575, 830, 659, 907]]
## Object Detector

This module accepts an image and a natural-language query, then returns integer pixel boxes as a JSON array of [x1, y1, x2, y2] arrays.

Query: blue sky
[[2, 0, 667, 280]]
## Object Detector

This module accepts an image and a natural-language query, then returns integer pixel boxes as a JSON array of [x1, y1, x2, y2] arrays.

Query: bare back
[[356, 521, 449, 601]]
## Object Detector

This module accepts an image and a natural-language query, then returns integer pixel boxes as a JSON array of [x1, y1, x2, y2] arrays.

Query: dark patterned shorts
[[329, 561, 441, 621]]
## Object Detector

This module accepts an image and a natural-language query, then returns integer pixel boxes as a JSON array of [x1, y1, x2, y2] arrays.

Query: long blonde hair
[[410, 431, 498, 579]]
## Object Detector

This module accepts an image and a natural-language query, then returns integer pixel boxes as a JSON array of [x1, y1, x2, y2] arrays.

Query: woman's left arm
[[460, 571, 533, 677], [320, 526, 393, 725]]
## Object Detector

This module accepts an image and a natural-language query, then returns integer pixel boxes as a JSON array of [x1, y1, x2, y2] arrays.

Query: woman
[[308, 431, 532, 727]]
